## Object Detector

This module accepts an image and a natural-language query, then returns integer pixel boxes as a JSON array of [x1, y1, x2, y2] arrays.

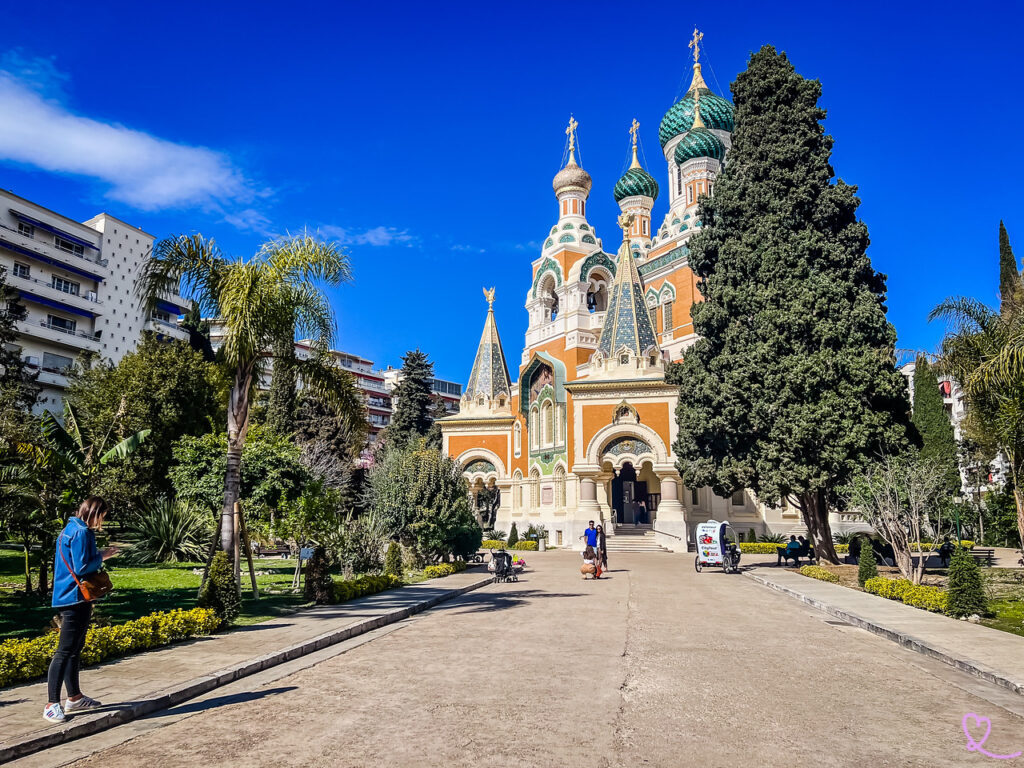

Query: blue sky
[[1, 0, 1021, 383]]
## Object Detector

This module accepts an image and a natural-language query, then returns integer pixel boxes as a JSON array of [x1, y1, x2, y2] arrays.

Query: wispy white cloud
[[0, 52, 250, 212], [319, 224, 416, 248]]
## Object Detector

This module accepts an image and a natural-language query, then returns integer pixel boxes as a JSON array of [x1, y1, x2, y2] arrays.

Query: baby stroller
[[490, 549, 517, 583]]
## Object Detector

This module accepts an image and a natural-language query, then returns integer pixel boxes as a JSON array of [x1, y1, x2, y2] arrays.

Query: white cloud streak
[[0, 53, 249, 211], [319, 224, 416, 247]]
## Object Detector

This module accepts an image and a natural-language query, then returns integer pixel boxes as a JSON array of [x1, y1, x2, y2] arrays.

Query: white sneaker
[[43, 703, 66, 723], [64, 696, 101, 712]]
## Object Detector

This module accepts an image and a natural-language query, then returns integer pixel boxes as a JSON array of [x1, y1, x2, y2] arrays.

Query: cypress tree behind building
[[911, 356, 961, 497]]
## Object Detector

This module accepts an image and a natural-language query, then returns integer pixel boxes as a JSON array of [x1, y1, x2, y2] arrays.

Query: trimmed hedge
[[0, 607, 220, 689], [512, 541, 538, 551], [331, 574, 403, 603], [864, 577, 948, 614], [481, 540, 506, 549], [909, 540, 975, 550], [738, 542, 784, 554], [421, 561, 468, 580], [799, 565, 840, 583]]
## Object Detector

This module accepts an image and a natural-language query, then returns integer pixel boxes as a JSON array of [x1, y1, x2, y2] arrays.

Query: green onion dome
[[658, 66, 734, 148], [613, 166, 659, 203], [673, 127, 725, 165]]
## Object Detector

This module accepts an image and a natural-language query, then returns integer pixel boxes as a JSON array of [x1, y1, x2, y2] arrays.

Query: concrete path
[[746, 565, 1024, 694], [14, 551, 1023, 768], [0, 570, 491, 762]]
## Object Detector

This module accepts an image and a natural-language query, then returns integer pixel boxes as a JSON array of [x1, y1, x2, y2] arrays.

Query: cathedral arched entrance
[[607, 460, 660, 526]]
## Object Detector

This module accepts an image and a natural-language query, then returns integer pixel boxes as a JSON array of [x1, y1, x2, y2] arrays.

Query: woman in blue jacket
[[44, 496, 117, 724]]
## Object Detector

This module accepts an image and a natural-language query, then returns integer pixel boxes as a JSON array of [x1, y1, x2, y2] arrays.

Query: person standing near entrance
[[580, 520, 598, 551], [595, 524, 608, 570], [637, 498, 648, 525]]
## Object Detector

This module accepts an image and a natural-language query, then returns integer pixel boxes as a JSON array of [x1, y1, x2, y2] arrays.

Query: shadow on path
[[147, 686, 298, 718], [433, 589, 587, 615]]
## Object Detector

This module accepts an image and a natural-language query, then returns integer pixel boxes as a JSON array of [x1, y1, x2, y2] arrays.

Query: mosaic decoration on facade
[[597, 235, 659, 358], [464, 289, 512, 403], [519, 353, 567, 416], [603, 436, 653, 457], [531, 257, 563, 297], [639, 245, 688, 277], [464, 459, 497, 474], [580, 252, 616, 282]]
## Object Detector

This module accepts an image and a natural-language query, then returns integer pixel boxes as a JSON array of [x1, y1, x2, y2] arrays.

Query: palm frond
[[40, 411, 81, 458], [262, 233, 353, 286], [137, 234, 227, 316]]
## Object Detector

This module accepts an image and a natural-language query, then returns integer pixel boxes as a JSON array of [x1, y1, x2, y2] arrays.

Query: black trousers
[[47, 602, 92, 703]]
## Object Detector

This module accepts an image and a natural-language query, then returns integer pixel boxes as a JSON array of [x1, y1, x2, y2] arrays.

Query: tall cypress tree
[[385, 349, 435, 449], [673, 46, 912, 564], [0, 266, 37, 411], [911, 356, 960, 496], [999, 221, 1019, 315], [266, 336, 297, 435]]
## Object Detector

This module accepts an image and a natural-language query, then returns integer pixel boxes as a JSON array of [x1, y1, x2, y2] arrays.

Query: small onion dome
[[553, 150, 592, 197], [659, 65, 734, 148], [673, 127, 725, 165], [613, 166, 659, 203]]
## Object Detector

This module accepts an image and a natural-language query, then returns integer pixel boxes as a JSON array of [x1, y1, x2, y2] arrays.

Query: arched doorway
[[612, 462, 646, 524]]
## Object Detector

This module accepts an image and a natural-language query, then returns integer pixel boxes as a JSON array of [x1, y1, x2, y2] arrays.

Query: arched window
[[529, 469, 540, 508], [542, 401, 554, 447], [554, 466, 566, 508], [554, 405, 563, 445], [530, 407, 539, 449], [513, 471, 523, 509], [514, 421, 522, 457], [662, 300, 673, 332]]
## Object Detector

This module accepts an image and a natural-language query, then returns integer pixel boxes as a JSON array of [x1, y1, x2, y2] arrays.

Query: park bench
[[778, 544, 816, 566], [969, 548, 996, 567], [252, 543, 291, 558]]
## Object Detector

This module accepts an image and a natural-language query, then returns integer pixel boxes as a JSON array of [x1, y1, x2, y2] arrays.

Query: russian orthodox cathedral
[[441, 31, 797, 551]]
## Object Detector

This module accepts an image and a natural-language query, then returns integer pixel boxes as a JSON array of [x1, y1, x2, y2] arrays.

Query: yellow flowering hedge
[[738, 543, 783, 554], [511, 541, 538, 551], [421, 561, 468, 580], [864, 577, 948, 614], [0, 608, 220, 689], [481, 540, 506, 549], [331, 574, 403, 603], [799, 565, 840, 583], [909, 541, 975, 551]]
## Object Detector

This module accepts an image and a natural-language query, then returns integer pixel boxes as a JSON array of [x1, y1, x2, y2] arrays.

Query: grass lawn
[[0, 547, 312, 642]]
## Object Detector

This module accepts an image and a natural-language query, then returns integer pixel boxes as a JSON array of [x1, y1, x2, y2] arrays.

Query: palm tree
[[930, 294, 1024, 548], [138, 233, 355, 560]]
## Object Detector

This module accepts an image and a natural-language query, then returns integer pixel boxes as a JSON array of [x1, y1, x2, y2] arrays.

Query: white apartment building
[[0, 190, 190, 413]]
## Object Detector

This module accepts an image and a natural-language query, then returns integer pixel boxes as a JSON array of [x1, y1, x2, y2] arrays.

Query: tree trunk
[[38, 555, 49, 597], [221, 366, 254, 561], [23, 541, 31, 594], [800, 489, 839, 564], [1013, 485, 1024, 550]]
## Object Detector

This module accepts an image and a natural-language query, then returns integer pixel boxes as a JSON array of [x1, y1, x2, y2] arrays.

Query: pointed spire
[[687, 27, 710, 93], [691, 89, 706, 130], [464, 288, 511, 405], [596, 215, 660, 359]]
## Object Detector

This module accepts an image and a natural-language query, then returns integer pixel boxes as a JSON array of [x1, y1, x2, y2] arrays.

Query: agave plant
[[758, 532, 788, 544], [122, 498, 213, 564], [832, 531, 860, 545]]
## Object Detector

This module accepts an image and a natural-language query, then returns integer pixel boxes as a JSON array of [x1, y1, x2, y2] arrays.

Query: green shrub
[[507, 522, 519, 547], [421, 561, 468, 579], [864, 577, 948, 614], [122, 498, 213, 564], [304, 546, 334, 605], [738, 542, 784, 554], [858, 538, 878, 586], [946, 546, 987, 617], [384, 542, 403, 578], [0, 608, 219, 688], [799, 565, 840, 583], [758, 532, 787, 544], [481, 539, 506, 549], [198, 551, 241, 624], [834, 544, 850, 554], [331, 574, 403, 603], [908, 540, 975, 550], [512, 541, 538, 551]]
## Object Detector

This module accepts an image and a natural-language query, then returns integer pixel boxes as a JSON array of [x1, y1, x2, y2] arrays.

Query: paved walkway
[[746, 565, 1024, 694], [15, 551, 1024, 768], [0, 570, 490, 761]]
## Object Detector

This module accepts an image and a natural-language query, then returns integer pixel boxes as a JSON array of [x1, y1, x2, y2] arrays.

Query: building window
[[51, 276, 80, 296], [514, 422, 522, 458], [54, 236, 85, 257], [688, 185, 693, 204], [531, 407, 539, 449], [46, 314, 76, 334], [691, 487, 699, 505], [542, 402, 554, 447], [42, 352, 74, 372], [555, 466, 566, 508], [17, 222, 34, 238], [530, 470, 540, 508], [662, 301, 673, 332], [731, 489, 745, 506], [649, 306, 658, 333], [13, 263, 30, 279]]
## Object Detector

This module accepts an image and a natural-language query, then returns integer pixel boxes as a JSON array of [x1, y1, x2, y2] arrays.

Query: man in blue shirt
[[581, 521, 598, 549]]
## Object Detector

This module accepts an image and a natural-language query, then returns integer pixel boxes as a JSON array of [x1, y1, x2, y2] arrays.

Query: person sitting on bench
[[777, 535, 801, 566]]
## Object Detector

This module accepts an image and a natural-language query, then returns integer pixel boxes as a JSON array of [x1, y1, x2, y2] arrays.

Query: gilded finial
[[687, 27, 710, 92], [628, 119, 641, 169], [483, 287, 495, 308], [565, 115, 579, 166], [617, 212, 635, 238], [692, 89, 705, 130]]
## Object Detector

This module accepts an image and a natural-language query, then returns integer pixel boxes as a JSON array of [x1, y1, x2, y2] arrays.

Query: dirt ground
[[57, 552, 1024, 768]]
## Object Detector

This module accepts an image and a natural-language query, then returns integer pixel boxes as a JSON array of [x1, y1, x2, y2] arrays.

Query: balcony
[[11, 272, 103, 315], [0, 224, 108, 279], [145, 317, 189, 339], [16, 318, 101, 353]]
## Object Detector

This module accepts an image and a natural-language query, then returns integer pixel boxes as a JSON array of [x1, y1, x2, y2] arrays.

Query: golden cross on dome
[[629, 118, 639, 147], [689, 27, 704, 64], [483, 287, 495, 308], [565, 115, 578, 153]]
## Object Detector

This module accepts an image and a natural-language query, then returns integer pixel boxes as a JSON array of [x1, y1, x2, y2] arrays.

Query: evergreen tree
[[424, 396, 449, 451], [179, 303, 216, 362], [857, 536, 878, 587], [507, 522, 519, 547], [385, 350, 435, 448], [672, 46, 912, 564], [911, 356, 961, 497], [999, 221, 1019, 315], [946, 545, 987, 617], [384, 541, 403, 577], [266, 336, 298, 435], [198, 550, 241, 623], [0, 266, 38, 411]]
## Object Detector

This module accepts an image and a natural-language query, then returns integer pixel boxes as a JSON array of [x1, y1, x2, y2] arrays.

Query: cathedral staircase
[[606, 524, 672, 553]]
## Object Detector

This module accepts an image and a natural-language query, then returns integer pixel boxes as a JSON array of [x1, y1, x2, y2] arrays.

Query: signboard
[[541, 485, 553, 505], [695, 520, 722, 566]]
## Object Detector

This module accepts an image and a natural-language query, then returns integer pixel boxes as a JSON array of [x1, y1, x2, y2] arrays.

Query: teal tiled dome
[[659, 88, 734, 148], [613, 167, 659, 203], [674, 127, 725, 165]]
